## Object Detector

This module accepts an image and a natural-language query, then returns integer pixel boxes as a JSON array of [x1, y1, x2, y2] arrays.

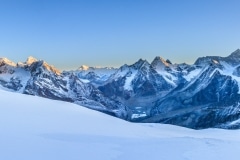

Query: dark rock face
[[99, 78, 128, 99], [0, 58, 128, 120], [5, 77, 23, 91], [1, 50, 240, 129], [233, 66, 240, 77], [24, 61, 71, 101], [149, 101, 240, 129], [99, 59, 174, 99], [84, 72, 100, 81], [146, 63, 240, 129], [194, 49, 240, 66]]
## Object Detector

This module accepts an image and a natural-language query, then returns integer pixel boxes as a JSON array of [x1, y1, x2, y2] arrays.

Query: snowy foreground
[[0, 90, 240, 160]]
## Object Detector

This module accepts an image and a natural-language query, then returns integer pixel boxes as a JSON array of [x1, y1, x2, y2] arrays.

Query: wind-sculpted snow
[[1, 50, 240, 129]]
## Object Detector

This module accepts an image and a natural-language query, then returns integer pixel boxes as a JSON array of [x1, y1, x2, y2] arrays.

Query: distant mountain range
[[1, 50, 240, 129]]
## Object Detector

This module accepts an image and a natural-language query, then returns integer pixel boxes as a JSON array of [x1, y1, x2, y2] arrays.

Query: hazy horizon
[[1, 48, 239, 71]]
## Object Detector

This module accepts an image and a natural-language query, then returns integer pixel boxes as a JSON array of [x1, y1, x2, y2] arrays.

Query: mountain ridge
[[1, 49, 240, 129]]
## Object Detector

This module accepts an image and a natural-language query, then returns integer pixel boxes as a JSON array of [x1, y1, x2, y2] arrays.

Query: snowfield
[[0, 90, 240, 160]]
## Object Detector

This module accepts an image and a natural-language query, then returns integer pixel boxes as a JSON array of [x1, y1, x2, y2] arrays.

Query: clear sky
[[0, 0, 240, 70]]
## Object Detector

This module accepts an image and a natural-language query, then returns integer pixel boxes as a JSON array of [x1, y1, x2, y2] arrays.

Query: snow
[[229, 118, 240, 125], [184, 68, 202, 81], [151, 56, 170, 68], [42, 61, 61, 75], [76, 66, 117, 82], [77, 66, 117, 76], [212, 59, 219, 64], [26, 56, 38, 65], [150, 57, 179, 86], [161, 71, 177, 86], [0, 57, 16, 66], [0, 67, 31, 92], [108, 64, 131, 85], [112, 65, 129, 78], [123, 70, 137, 90], [79, 78, 90, 83], [0, 89, 240, 160], [78, 65, 89, 70], [208, 61, 240, 93], [131, 113, 147, 119]]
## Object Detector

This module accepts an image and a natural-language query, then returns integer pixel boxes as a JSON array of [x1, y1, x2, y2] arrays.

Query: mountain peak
[[166, 59, 172, 64], [0, 57, 16, 66], [136, 58, 145, 63], [42, 61, 61, 75], [78, 65, 89, 70], [132, 58, 149, 69], [228, 49, 240, 58], [151, 56, 171, 69], [26, 56, 38, 65], [28, 59, 61, 75]]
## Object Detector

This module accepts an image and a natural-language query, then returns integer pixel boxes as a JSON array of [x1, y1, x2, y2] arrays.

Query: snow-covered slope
[[71, 65, 117, 85], [98, 59, 176, 117], [0, 89, 240, 160]]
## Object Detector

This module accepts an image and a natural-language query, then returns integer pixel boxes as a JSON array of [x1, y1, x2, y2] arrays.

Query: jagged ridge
[[1, 50, 240, 129]]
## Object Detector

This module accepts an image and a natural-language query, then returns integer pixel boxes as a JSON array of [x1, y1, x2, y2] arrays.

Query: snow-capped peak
[[28, 60, 61, 75], [0, 57, 16, 66], [42, 61, 61, 75], [78, 65, 89, 71], [26, 56, 38, 65], [151, 56, 171, 69], [132, 59, 149, 69]]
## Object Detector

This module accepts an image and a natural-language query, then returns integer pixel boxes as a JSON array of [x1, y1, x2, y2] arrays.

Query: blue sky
[[0, 0, 240, 70]]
